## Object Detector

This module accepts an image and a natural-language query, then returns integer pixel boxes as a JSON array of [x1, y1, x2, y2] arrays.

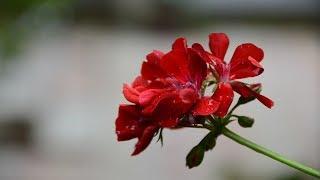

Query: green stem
[[222, 127, 320, 178], [228, 104, 239, 115]]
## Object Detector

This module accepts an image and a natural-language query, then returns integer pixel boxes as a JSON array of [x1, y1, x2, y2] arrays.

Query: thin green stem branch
[[227, 103, 240, 116], [221, 127, 320, 178]]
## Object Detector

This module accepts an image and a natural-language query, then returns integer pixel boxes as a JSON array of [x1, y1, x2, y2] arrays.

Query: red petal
[[256, 94, 274, 108], [187, 49, 208, 89], [192, 97, 220, 116], [161, 44, 189, 82], [115, 105, 143, 141], [229, 43, 264, 80], [179, 88, 198, 104], [146, 50, 164, 64], [231, 81, 274, 108], [160, 53, 188, 82], [192, 43, 224, 64], [123, 84, 140, 104], [192, 43, 211, 65], [248, 83, 262, 92], [158, 118, 179, 128], [229, 57, 264, 80], [141, 90, 174, 115], [209, 33, 229, 61], [230, 81, 252, 98], [161, 38, 208, 86], [172, 37, 187, 53], [152, 91, 194, 127], [192, 43, 225, 78], [141, 51, 167, 80], [139, 89, 167, 106], [122, 76, 149, 104], [131, 76, 148, 88], [212, 82, 234, 117], [191, 43, 205, 52], [230, 43, 264, 63], [123, 76, 149, 104], [131, 125, 159, 156]]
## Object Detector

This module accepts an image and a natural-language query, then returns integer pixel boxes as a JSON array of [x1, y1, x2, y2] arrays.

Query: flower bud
[[237, 116, 254, 128], [202, 131, 217, 151], [186, 145, 205, 168]]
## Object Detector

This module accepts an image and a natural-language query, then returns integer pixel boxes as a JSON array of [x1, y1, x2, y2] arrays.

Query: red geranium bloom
[[116, 105, 159, 155], [116, 37, 220, 155], [192, 33, 274, 117]]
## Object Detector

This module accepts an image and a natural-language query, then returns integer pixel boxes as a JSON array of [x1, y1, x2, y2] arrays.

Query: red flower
[[116, 105, 159, 155], [192, 33, 273, 117], [117, 37, 220, 155], [124, 38, 222, 118]]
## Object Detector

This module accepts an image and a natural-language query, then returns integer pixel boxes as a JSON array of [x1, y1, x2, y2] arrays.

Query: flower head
[[116, 32, 274, 156], [192, 33, 274, 117], [117, 37, 220, 155]]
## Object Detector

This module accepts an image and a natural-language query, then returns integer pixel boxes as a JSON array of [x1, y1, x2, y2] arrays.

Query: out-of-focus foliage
[[0, 0, 74, 62]]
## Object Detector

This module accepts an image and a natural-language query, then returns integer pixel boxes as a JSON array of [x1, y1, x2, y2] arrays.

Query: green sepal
[[201, 131, 217, 151]]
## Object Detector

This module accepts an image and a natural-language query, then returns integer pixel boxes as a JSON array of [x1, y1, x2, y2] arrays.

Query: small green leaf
[[186, 145, 205, 168], [237, 116, 254, 128], [201, 131, 217, 151]]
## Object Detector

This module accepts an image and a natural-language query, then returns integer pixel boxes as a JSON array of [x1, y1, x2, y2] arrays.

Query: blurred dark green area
[[0, 0, 73, 60], [0, 0, 319, 66], [0, 0, 67, 20]]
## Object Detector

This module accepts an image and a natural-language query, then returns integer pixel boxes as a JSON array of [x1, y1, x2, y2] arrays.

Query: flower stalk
[[221, 127, 320, 178]]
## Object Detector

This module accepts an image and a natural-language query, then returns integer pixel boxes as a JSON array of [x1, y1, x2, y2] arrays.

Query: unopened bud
[[237, 116, 254, 128]]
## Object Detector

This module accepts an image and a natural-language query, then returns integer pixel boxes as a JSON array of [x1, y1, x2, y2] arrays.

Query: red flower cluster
[[192, 33, 274, 116], [116, 33, 273, 155]]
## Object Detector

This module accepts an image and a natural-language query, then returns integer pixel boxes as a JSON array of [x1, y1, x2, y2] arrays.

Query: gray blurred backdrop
[[0, 0, 319, 180]]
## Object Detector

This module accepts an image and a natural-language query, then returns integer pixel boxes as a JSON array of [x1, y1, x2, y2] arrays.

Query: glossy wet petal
[[230, 43, 264, 64], [160, 51, 189, 82], [187, 49, 209, 89], [179, 88, 198, 104], [152, 92, 195, 127], [131, 125, 159, 156], [229, 43, 264, 79], [123, 84, 140, 104], [209, 33, 229, 61], [146, 50, 164, 64], [141, 51, 167, 80], [192, 43, 225, 77], [172, 37, 188, 53], [229, 56, 264, 80], [123, 76, 149, 104], [231, 81, 274, 108], [141, 90, 175, 115], [115, 105, 143, 141], [158, 118, 179, 128], [192, 97, 220, 116], [131, 76, 148, 88], [211, 82, 234, 117]]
